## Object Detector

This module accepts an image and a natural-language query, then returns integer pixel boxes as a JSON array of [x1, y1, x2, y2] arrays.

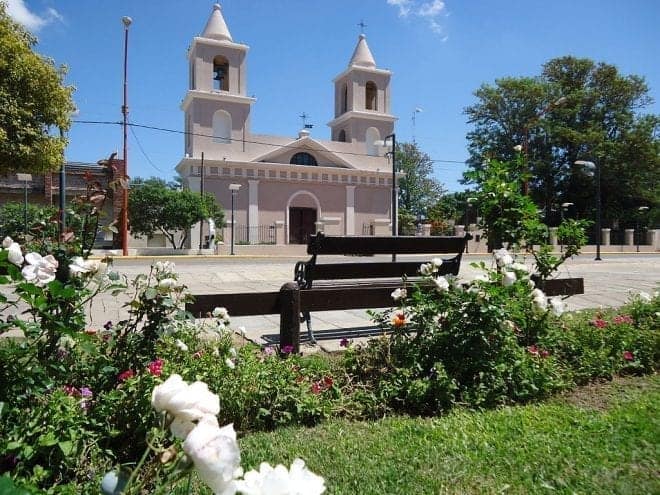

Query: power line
[[73, 119, 469, 165], [129, 123, 166, 173]]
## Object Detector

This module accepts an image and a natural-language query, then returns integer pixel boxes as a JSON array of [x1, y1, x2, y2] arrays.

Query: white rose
[[7, 242, 24, 266], [431, 257, 444, 269], [168, 381, 220, 422], [21, 252, 58, 286], [170, 416, 196, 440], [69, 257, 105, 278], [533, 296, 548, 311], [549, 296, 566, 316], [225, 358, 235, 369], [183, 418, 241, 495], [158, 278, 179, 291], [638, 291, 652, 302], [513, 144, 523, 152], [531, 288, 546, 300], [2, 236, 13, 249], [434, 276, 450, 292], [419, 263, 435, 276], [391, 288, 407, 301], [151, 374, 188, 412], [510, 262, 528, 273], [175, 339, 189, 352], [236, 458, 326, 495], [502, 271, 516, 287], [213, 307, 230, 320]]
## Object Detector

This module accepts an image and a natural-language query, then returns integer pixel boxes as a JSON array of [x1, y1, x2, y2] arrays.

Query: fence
[[233, 224, 276, 244]]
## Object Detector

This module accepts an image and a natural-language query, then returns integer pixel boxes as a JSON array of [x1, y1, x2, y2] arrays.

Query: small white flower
[[493, 248, 514, 267], [22, 252, 58, 286], [69, 257, 106, 278], [513, 144, 523, 152], [157, 277, 179, 291], [533, 296, 548, 311], [638, 291, 652, 302], [510, 262, 528, 273], [7, 242, 24, 266], [183, 418, 242, 495], [391, 288, 407, 301], [419, 263, 435, 276], [549, 296, 566, 316], [531, 288, 546, 300], [175, 339, 189, 352], [212, 306, 230, 321], [225, 358, 235, 369], [434, 276, 450, 292], [228, 347, 237, 357], [431, 257, 444, 269], [2, 236, 13, 249], [502, 271, 516, 287], [155, 261, 176, 274]]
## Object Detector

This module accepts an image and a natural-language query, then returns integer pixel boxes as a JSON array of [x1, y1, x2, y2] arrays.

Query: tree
[[396, 142, 445, 234], [128, 178, 224, 249], [464, 56, 659, 229], [0, 4, 75, 174]]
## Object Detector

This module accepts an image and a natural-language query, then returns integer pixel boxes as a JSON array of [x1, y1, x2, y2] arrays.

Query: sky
[[7, 0, 660, 192]]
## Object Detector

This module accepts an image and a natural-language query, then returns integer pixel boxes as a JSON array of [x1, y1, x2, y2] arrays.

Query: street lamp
[[16, 173, 32, 239], [522, 96, 567, 195], [637, 206, 650, 253], [465, 197, 477, 254], [575, 160, 601, 261], [121, 15, 132, 256], [228, 184, 241, 255]]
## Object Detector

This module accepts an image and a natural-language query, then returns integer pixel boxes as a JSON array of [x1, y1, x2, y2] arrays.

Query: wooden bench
[[293, 233, 471, 342], [185, 233, 471, 353]]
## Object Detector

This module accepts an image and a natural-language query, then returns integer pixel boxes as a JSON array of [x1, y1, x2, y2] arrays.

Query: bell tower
[[182, 4, 255, 156], [328, 34, 395, 154]]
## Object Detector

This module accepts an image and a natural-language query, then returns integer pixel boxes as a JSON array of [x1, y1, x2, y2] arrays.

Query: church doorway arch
[[286, 191, 320, 244]]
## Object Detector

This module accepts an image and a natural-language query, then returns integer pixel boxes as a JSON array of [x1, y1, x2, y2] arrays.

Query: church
[[176, 4, 397, 246]]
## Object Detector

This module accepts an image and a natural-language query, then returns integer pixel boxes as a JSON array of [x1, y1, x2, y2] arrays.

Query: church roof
[[348, 34, 376, 69], [201, 4, 232, 42]]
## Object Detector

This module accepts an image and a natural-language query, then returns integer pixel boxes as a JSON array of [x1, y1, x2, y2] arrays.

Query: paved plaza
[[88, 252, 660, 353]]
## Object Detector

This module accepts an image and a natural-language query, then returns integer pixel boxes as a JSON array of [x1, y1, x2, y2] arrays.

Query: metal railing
[[234, 224, 276, 244]]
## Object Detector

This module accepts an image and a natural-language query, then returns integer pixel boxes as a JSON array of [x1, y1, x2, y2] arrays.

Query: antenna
[[358, 19, 367, 34], [412, 107, 423, 144]]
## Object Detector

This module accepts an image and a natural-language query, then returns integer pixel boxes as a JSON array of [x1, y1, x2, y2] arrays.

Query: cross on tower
[[299, 112, 313, 129], [358, 20, 367, 34]]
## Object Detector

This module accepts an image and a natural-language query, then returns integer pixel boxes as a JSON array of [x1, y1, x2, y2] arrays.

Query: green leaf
[[58, 440, 74, 456]]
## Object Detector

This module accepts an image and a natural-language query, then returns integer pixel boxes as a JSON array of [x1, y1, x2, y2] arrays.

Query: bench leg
[[301, 311, 316, 344], [279, 282, 301, 354]]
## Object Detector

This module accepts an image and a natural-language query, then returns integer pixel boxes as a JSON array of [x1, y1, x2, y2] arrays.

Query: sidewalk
[[88, 253, 659, 353]]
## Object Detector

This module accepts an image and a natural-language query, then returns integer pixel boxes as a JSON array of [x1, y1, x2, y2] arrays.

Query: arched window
[[338, 129, 346, 142], [341, 83, 348, 113], [212, 110, 231, 144], [365, 81, 377, 110], [366, 127, 380, 156], [290, 152, 317, 166], [213, 55, 229, 91]]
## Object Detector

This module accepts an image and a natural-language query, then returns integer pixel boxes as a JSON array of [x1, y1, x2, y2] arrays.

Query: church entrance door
[[289, 207, 317, 244]]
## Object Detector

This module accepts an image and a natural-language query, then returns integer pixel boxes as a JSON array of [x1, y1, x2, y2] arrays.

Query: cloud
[[5, 0, 64, 32], [387, 0, 412, 18], [386, 0, 448, 39]]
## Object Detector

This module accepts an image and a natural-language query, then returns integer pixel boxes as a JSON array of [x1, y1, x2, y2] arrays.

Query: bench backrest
[[296, 233, 470, 288]]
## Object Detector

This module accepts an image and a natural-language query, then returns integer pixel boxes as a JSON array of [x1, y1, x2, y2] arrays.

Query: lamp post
[[465, 197, 477, 253], [575, 160, 601, 261], [16, 173, 32, 239], [384, 133, 397, 261], [559, 202, 573, 253], [636, 206, 650, 253], [522, 96, 567, 195], [121, 15, 132, 256], [198, 152, 205, 251], [229, 184, 241, 255]]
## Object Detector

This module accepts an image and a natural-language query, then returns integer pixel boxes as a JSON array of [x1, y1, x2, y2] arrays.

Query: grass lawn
[[228, 375, 659, 495]]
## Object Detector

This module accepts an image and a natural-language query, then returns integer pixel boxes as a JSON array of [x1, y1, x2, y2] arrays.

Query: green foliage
[[0, 4, 75, 174], [464, 56, 659, 228], [395, 142, 445, 233], [0, 202, 59, 243], [128, 177, 224, 249], [239, 375, 660, 495]]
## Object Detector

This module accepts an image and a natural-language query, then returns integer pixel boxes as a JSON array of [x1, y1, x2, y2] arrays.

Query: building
[[0, 158, 126, 247], [176, 4, 397, 246]]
